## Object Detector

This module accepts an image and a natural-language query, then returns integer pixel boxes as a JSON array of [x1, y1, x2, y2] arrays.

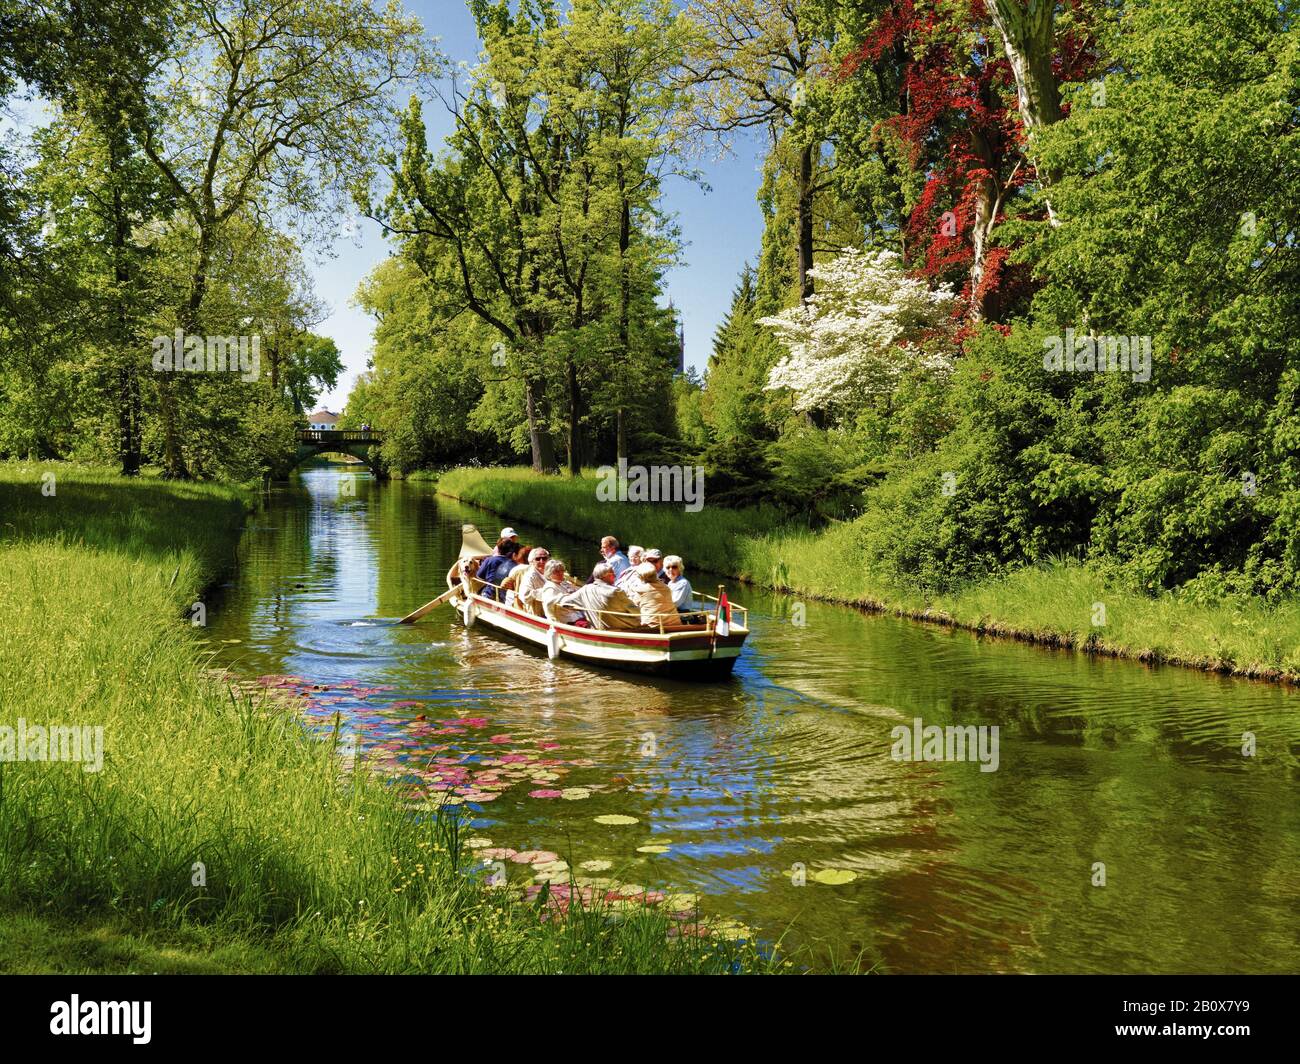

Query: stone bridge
[[285, 429, 387, 479]]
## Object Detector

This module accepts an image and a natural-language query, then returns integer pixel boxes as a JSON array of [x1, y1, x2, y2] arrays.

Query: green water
[[205, 468, 1300, 973]]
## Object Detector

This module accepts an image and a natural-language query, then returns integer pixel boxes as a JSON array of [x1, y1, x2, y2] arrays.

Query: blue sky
[[312, 0, 768, 410]]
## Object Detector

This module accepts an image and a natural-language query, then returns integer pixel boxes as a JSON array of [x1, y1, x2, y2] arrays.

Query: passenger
[[663, 555, 696, 614], [499, 544, 532, 606], [644, 548, 670, 584], [561, 562, 641, 630], [475, 537, 518, 601], [616, 545, 645, 592], [628, 561, 678, 628], [499, 527, 519, 547], [516, 547, 550, 615], [600, 536, 630, 579], [539, 559, 586, 626]]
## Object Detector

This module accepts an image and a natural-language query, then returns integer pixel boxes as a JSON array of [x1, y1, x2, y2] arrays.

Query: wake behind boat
[[443, 524, 749, 679]]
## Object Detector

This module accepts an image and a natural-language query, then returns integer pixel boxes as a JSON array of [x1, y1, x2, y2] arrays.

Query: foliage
[[760, 247, 960, 416]]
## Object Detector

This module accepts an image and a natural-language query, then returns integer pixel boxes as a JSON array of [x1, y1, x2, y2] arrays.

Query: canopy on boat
[[459, 524, 494, 562]]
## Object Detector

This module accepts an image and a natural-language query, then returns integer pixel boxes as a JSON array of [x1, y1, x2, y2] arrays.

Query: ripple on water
[[203, 469, 1300, 972]]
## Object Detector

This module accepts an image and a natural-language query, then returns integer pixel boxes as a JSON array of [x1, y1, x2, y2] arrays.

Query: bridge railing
[[297, 429, 384, 444]]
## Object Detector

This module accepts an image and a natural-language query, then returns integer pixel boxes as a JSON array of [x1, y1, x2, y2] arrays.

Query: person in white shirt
[[663, 555, 696, 613], [516, 547, 550, 615], [615, 545, 645, 592], [538, 559, 585, 625]]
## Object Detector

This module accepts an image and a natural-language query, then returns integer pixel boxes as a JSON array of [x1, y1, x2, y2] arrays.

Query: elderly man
[[628, 561, 678, 628], [562, 562, 641, 630], [516, 547, 550, 615], [599, 536, 630, 579], [538, 559, 585, 626], [643, 548, 671, 584]]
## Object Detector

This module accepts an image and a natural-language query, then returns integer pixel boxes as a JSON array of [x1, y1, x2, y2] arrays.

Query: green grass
[[438, 466, 1300, 683], [0, 461, 779, 974]]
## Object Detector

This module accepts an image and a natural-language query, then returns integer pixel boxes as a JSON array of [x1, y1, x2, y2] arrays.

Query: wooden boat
[[445, 524, 750, 679]]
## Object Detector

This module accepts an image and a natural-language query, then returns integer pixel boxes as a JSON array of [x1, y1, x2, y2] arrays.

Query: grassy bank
[[438, 466, 1300, 684], [0, 462, 773, 973]]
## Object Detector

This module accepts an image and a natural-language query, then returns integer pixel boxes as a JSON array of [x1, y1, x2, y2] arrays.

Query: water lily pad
[[594, 814, 639, 826], [512, 849, 559, 865], [529, 789, 563, 799], [579, 859, 612, 872], [636, 844, 670, 854], [811, 868, 857, 886], [559, 787, 591, 800], [466, 837, 495, 849], [712, 919, 750, 941]]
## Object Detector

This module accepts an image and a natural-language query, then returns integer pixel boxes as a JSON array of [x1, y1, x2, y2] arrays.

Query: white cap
[[500, 527, 518, 539]]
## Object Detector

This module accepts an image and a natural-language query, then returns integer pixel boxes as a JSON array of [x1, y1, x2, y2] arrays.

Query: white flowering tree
[[760, 249, 960, 416]]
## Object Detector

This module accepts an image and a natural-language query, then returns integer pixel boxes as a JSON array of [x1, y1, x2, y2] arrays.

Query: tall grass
[[438, 466, 1300, 683], [0, 462, 776, 973]]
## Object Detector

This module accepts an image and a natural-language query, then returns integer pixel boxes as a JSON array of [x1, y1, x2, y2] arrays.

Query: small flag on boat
[[716, 590, 731, 638]]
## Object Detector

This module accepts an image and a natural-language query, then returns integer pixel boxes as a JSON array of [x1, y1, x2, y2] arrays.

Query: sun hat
[[500, 527, 518, 539]]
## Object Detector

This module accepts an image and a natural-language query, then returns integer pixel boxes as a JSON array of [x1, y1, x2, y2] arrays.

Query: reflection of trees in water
[[204, 474, 1300, 973]]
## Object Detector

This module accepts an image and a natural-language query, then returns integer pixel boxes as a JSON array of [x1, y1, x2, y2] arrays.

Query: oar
[[398, 587, 457, 624]]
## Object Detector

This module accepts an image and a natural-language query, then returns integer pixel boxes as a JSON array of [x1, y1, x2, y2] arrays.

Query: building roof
[[306, 410, 339, 424]]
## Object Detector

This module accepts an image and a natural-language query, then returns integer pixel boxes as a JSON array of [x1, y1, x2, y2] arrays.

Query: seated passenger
[[644, 548, 670, 584], [599, 536, 630, 579], [499, 544, 532, 606], [561, 562, 641, 630], [615, 545, 645, 592], [516, 547, 550, 615], [663, 555, 697, 614], [538, 559, 585, 626], [475, 537, 518, 601], [628, 561, 678, 628]]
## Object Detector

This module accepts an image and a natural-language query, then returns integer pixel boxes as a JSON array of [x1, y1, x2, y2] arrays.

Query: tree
[[377, 0, 684, 473], [760, 247, 959, 417], [134, 0, 434, 475], [681, 0, 832, 300]]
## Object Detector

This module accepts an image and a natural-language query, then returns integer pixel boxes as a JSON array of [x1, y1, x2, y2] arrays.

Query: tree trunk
[[796, 139, 815, 301], [616, 157, 632, 466], [109, 145, 141, 475], [160, 227, 214, 479], [985, 0, 1062, 136], [968, 126, 1001, 322], [985, 0, 1063, 215], [524, 376, 556, 474], [566, 356, 579, 476]]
